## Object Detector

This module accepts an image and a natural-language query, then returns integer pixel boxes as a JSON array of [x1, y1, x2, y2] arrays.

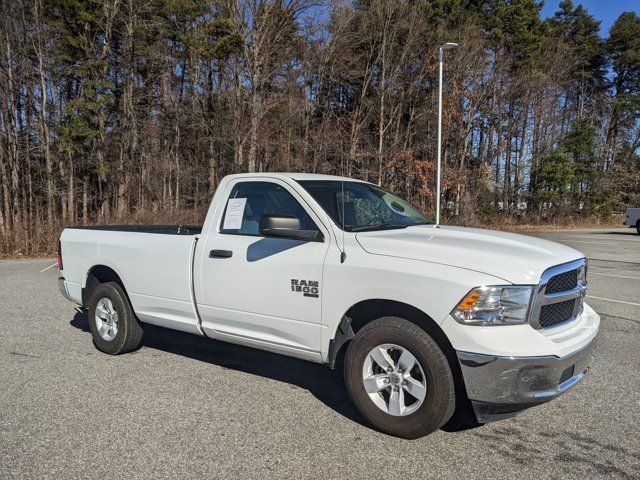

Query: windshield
[[297, 180, 433, 232]]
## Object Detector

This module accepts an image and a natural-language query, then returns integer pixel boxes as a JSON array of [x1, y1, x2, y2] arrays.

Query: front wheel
[[344, 316, 455, 439], [88, 282, 143, 355]]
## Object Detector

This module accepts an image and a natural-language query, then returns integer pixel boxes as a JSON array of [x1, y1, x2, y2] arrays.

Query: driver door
[[197, 178, 330, 357]]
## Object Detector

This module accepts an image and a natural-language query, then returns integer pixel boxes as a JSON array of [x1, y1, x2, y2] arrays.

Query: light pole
[[436, 42, 457, 226]]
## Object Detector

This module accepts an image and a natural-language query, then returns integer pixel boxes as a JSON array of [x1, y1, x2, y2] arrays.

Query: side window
[[220, 181, 318, 235]]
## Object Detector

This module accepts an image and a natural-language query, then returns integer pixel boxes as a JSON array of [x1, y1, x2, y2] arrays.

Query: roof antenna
[[340, 156, 346, 263]]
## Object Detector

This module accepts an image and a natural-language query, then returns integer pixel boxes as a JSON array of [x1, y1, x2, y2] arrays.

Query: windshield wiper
[[350, 223, 412, 232]]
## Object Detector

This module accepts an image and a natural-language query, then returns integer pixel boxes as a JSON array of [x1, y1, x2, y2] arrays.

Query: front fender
[[320, 249, 505, 361]]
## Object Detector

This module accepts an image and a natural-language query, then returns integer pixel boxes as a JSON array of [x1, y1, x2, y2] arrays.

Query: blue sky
[[541, 0, 640, 37]]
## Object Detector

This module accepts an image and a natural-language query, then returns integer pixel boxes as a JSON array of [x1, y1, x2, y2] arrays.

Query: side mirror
[[259, 214, 323, 242]]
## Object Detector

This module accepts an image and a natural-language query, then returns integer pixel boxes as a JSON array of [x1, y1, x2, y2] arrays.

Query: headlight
[[452, 286, 533, 326]]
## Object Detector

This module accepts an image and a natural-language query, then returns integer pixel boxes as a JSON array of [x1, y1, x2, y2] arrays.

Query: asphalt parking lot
[[1, 228, 639, 479]]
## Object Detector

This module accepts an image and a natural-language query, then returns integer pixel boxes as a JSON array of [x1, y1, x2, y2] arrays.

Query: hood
[[355, 225, 584, 284]]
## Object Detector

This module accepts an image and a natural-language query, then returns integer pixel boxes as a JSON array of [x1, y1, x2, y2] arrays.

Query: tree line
[[1, 0, 639, 255]]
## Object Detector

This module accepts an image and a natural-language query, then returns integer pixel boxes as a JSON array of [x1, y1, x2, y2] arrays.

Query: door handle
[[209, 249, 233, 259]]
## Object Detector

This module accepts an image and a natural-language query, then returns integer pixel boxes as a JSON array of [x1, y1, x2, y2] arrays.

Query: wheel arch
[[332, 299, 456, 364], [82, 265, 128, 307]]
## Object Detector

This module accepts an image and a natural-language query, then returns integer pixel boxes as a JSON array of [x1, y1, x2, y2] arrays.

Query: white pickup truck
[[58, 173, 599, 438], [625, 207, 640, 234]]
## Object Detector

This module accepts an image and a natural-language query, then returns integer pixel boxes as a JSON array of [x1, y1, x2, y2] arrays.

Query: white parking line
[[587, 295, 640, 307], [588, 258, 640, 265], [590, 272, 640, 280], [40, 262, 57, 273], [544, 235, 639, 244], [554, 233, 636, 239], [556, 240, 617, 245]]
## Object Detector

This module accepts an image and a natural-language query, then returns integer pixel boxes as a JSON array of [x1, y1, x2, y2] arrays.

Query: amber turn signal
[[458, 289, 481, 310]]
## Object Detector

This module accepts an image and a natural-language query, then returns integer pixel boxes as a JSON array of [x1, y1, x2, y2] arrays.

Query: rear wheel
[[344, 316, 455, 439], [88, 282, 143, 355]]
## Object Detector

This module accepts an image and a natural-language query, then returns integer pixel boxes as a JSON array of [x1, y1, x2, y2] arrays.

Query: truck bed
[[60, 223, 202, 333], [66, 224, 202, 235]]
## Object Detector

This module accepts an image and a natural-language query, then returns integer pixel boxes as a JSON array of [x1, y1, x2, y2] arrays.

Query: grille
[[530, 259, 586, 330], [546, 269, 578, 294], [539, 299, 576, 328]]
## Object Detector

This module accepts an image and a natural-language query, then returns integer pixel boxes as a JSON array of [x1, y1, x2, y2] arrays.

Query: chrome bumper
[[58, 276, 72, 302], [457, 338, 597, 423]]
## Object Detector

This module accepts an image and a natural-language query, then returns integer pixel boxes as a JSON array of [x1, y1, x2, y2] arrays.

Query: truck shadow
[[593, 230, 637, 236], [246, 237, 306, 262], [70, 311, 365, 426]]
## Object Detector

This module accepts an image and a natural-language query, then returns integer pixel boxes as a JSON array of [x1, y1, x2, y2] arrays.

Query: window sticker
[[223, 197, 247, 230]]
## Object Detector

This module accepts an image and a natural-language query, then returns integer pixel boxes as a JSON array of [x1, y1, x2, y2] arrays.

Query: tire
[[344, 316, 455, 439], [88, 282, 143, 355], [636, 220, 639, 235]]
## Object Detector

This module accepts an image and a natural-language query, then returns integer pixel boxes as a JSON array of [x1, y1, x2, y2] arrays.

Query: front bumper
[[457, 337, 597, 423]]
